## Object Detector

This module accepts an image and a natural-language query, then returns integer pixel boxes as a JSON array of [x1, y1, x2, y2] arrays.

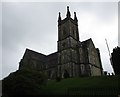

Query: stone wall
[[86, 39, 102, 76]]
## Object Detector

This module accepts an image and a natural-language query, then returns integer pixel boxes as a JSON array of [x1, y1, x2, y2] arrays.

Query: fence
[[67, 87, 120, 96]]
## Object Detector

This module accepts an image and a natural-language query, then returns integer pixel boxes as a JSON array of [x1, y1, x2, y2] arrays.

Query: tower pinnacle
[[74, 12, 78, 22], [66, 6, 71, 18], [58, 12, 61, 25], [58, 12, 61, 21]]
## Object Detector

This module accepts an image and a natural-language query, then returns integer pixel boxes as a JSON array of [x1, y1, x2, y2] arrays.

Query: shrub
[[2, 68, 47, 96]]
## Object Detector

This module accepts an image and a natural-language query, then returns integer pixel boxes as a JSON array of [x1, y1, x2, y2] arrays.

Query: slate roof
[[81, 38, 95, 48], [23, 48, 47, 62], [45, 52, 58, 68], [22, 48, 58, 68]]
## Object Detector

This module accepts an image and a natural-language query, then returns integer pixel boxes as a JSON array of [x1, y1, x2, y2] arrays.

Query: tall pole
[[105, 38, 113, 72], [105, 38, 111, 57]]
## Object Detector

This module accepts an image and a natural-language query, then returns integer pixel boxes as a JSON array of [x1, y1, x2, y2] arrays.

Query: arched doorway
[[63, 70, 70, 78]]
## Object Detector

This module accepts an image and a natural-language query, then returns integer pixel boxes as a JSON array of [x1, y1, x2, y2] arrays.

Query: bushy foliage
[[2, 68, 47, 96]]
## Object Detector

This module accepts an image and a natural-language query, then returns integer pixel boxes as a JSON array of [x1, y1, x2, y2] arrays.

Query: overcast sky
[[1, 2, 118, 79]]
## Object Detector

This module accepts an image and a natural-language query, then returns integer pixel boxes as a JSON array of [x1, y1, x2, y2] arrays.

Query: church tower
[[57, 6, 80, 78]]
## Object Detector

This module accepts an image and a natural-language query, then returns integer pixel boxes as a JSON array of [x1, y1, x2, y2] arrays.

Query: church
[[19, 6, 103, 79]]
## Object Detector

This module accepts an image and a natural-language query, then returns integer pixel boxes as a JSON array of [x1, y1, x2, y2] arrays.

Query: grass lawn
[[43, 75, 120, 96]]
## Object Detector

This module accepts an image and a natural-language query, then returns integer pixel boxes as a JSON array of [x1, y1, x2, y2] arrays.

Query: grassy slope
[[43, 76, 120, 95]]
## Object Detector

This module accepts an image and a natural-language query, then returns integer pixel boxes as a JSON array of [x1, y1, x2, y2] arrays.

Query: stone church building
[[19, 7, 103, 79]]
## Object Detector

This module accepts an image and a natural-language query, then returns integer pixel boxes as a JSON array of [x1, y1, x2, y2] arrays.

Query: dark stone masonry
[[19, 6, 103, 79]]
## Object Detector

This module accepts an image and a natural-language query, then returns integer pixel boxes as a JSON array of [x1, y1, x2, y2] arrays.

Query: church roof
[[46, 52, 58, 62], [45, 52, 58, 67], [23, 48, 58, 64], [23, 48, 47, 62], [81, 38, 92, 44], [81, 38, 95, 48]]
